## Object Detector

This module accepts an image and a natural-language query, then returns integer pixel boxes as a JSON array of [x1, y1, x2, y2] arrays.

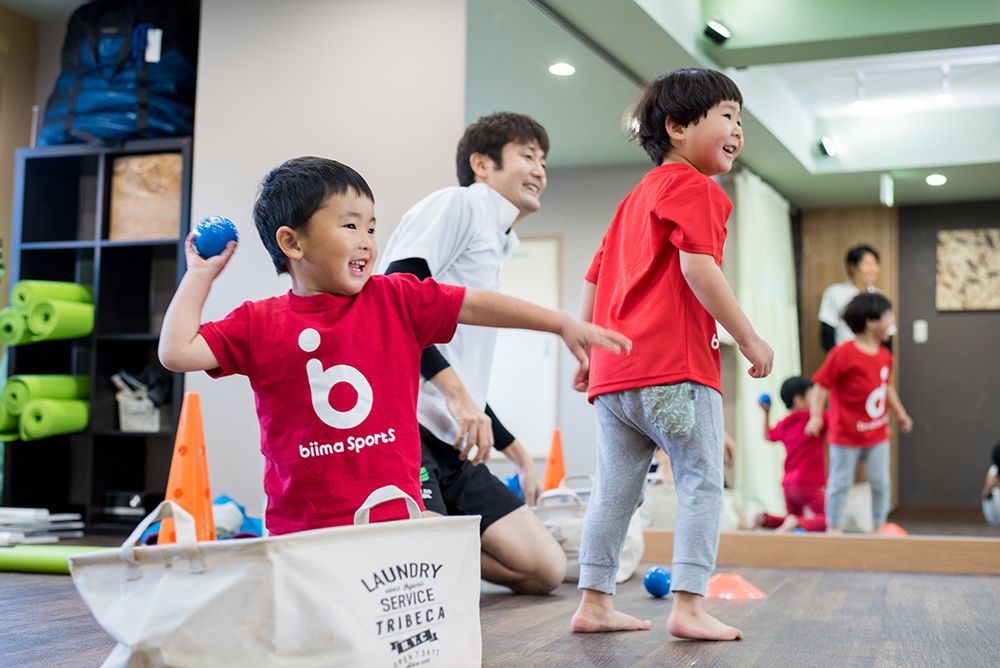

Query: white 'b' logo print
[[298, 328, 373, 429], [865, 366, 889, 419]]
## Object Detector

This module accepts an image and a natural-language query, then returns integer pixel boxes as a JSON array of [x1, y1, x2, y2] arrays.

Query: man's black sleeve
[[484, 404, 515, 451], [821, 323, 837, 353], [384, 257, 452, 380]]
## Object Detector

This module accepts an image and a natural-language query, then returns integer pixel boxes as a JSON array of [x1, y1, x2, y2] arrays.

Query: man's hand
[[804, 414, 824, 437], [443, 388, 493, 463]]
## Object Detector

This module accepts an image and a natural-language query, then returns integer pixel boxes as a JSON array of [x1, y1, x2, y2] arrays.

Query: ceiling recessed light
[[925, 173, 947, 186], [548, 62, 575, 77], [936, 92, 953, 105], [818, 136, 837, 157], [704, 20, 731, 44]]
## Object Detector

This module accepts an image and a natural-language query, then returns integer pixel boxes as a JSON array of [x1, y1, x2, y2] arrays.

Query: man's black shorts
[[419, 425, 523, 534]]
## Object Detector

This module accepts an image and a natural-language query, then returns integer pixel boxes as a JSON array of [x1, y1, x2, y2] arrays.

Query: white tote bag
[[70, 486, 482, 668], [533, 485, 644, 584]]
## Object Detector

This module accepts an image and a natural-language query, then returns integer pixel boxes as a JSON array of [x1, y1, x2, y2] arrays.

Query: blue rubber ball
[[643, 566, 671, 598], [504, 474, 524, 500], [193, 216, 238, 258], [759, 392, 772, 406]]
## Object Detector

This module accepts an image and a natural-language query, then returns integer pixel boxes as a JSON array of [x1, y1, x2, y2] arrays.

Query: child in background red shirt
[[756, 376, 827, 532], [806, 292, 913, 533]]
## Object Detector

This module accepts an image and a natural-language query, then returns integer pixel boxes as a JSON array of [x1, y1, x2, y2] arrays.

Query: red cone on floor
[[159, 392, 215, 543]]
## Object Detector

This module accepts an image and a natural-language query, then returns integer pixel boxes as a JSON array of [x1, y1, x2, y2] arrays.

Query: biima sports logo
[[299, 327, 373, 429], [857, 365, 890, 432]]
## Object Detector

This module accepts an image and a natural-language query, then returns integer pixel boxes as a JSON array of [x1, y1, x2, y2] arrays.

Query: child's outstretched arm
[[458, 288, 630, 377], [886, 385, 913, 433], [158, 234, 236, 372], [760, 399, 773, 442], [679, 251, 773, 378], [805, 383, 827, 437]]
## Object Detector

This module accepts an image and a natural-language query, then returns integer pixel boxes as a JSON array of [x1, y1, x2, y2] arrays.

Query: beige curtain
[[731, 170, 799, 518]]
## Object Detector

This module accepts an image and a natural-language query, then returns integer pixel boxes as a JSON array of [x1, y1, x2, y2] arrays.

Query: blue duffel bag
[[37, 0, 200, 146]]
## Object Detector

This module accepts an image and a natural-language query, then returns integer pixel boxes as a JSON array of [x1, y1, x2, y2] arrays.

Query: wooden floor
[[2, 564, 998, 667]]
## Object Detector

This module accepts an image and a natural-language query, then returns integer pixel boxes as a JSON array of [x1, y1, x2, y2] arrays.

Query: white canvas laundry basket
[[70, 486, 482, 667], [533, 480, 643, 585]]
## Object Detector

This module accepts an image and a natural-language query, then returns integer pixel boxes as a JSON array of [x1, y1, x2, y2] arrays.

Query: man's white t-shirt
[[378, 182, 520, 444], [818, 281, 877, 345]]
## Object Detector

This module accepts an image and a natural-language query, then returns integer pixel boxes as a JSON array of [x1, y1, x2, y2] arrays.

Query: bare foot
[[774, 515, 799, 533], [667, 592, 742, 641], [571, 590, 652, 633], [826, 526, 843, 534]]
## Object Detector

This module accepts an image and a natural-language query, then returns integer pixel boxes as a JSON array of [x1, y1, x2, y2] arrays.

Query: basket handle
[[121, 501, 202, 580], [354, 485, 421, 524]]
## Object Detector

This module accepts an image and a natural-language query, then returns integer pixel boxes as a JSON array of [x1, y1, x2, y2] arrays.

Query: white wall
[[188, 0, 466, 508], [492, 163, 650, 479]]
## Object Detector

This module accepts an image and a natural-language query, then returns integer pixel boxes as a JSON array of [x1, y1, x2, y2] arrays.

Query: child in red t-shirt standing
[[570, 69, 773, 642], [158, 157, 629, 536], [806, 292, 913, 533], [756, 376, 827, 532]]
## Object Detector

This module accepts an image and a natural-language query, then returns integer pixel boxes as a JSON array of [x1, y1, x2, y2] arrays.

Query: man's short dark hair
[[779, 376, 813, 410], [252, 157, 374, 274], [630, 68, 743, 165], [846, 244, 880, 270], [455, 112, 549, 186], [842, 292, 893, 334]]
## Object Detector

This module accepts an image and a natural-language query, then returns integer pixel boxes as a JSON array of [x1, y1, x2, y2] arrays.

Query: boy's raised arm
[[678, 250, 773, 378], [457, 288, 631, 372], [158, 235, 234, 372]]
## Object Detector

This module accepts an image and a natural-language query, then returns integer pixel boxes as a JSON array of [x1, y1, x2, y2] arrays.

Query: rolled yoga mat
[[0, 308, 37, 346], [18, 399, 90, 441], [0, 404, 18, 441], [11, 280, 92, 311], [26, 300, 94, 341], [2, 375, 90, 416], [0, 545, 112, 575]]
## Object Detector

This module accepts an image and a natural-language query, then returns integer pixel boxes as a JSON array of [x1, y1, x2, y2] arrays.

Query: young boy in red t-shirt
[[806, 292, 912, 533], [158, 157, 629, 536], [756, 376, 827, 532], [570, 69, 773, 642]]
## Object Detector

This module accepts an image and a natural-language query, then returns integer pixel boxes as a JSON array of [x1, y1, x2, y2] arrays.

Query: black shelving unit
[[2, 137, 192, 533]]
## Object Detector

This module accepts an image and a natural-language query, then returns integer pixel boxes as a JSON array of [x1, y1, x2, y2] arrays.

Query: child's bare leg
[[774, 514, 799, 533], [571, 589, 651, 632], [666, 591, 742, 640]]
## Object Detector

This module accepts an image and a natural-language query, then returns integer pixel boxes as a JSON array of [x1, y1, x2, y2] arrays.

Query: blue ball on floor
[[793, 527, 808, 534], [643, 566, 671, 598], [193, 216, 238, 258]]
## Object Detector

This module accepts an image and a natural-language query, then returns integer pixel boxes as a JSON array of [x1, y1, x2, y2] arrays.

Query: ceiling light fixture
[[818, 136, 837, 157], [704, 20, 731, 45], [936, 64, 952, 105], [925, 173, 947, 186], [879, 173, 894, 208], [548, 62, 575, 76]]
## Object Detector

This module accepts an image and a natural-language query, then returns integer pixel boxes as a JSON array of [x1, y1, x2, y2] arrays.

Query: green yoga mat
[[0, 308, 37, 346], [26, 300, 94, 341], [18, 399, 90, 441], [0, 545, 112, 574], [0, 404, 17, 433], [11, 280, 92, 311], [3, 375, 90, 416]]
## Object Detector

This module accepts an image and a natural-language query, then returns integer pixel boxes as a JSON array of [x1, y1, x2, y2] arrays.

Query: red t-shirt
[[812, 341, 893, 447], [199, 274, 465, 534], [767, 409, 827, 487], [585, 164, 731, 400]]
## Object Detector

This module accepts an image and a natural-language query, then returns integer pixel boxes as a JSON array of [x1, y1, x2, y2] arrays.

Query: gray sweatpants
[[578, 382, 724, 597]]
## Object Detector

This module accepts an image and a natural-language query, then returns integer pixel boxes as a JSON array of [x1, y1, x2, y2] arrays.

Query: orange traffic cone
[[706, 573, 767, 600], [541, 429, 565, 492], [159, 392, 215, 543]]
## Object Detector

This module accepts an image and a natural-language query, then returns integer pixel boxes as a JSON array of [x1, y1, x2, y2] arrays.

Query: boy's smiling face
[[288, 190, 377, 296], [665, 100, 743, 176]]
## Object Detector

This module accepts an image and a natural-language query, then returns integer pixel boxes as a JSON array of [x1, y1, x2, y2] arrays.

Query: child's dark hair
[[779, 376, 813, 410], [842, 292, 893, 334], [845, 244, 880, 270], [253, 157, 374, 274], [631, 68, 743, 165], [456, 112, 549, 187]]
